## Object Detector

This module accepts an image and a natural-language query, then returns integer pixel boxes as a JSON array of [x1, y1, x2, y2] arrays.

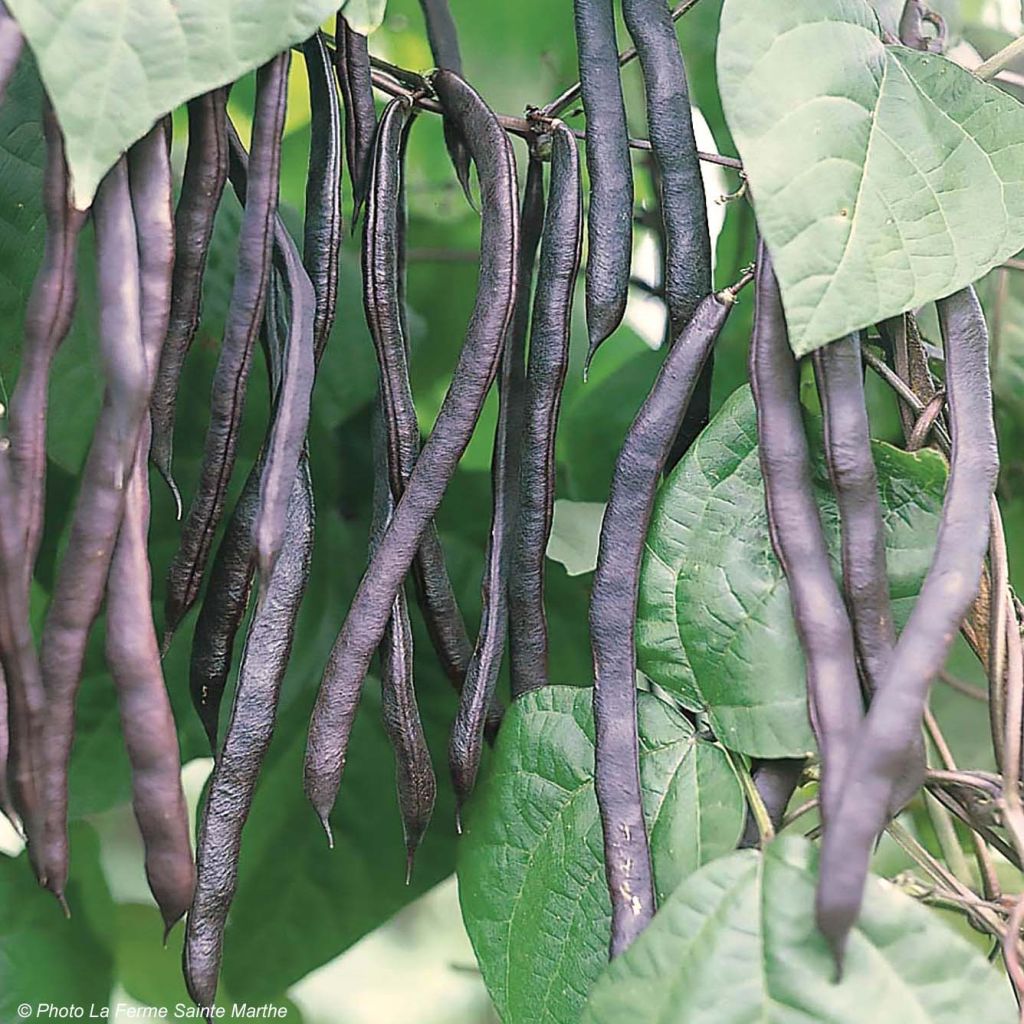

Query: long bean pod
[[105, 123, 194, 933], [334, 14, 377, 223], [417, 0, 473, 204], [8, 101, 86, 582], [508, 124, 582, 698], [371, 402, 435, 873], [185, 457, 314, 1008], [163, 54, 289, 643], [37, 157, 148, 902], [0, 445, 45, 862], [0, 671, 15, 828], [447, 137, 524, 818], [0, 2, 22, 104], [224, 128, 316, 587], [748, 247, 863, 828], [573, 0, 633, 369], [812, 333, 924, 813], [304, 70, 519, 831], [620, 0, 709, 336], [302, 31, 343, 361], [816, 287, 999, 968], [592, 288, 735, 958], [362, 97, 484, 699], [149, 88, 229, 513]]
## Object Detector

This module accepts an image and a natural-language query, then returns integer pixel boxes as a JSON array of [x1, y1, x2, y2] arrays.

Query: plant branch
[[975, 36, 1024, 81]]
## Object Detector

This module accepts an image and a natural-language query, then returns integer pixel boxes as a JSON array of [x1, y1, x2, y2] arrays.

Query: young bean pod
[[812, 334, 924, 813], [573, 0, 633, 369], [149, 88, 229, 514], [8, 101, 86, 583], [107, 124, 194, 933], [592, 287, 735, 958], [334, 14, 377, 223], [508, 124, 583, 698], [163, 54, 289, 644], [371, 403, 435, 874], [304, 70, 520, 832], [417, 0, 473, 204], [302, 31, 343, 361], [816, 287, 999, 969], [185, 457, 314, 1009], [37, 156, 148, 902], [748, 247, 864, 828], [0, 2, 22, 104]]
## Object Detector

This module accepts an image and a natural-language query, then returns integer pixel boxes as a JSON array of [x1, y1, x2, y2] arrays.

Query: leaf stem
[[975, 36, 1024, 81]]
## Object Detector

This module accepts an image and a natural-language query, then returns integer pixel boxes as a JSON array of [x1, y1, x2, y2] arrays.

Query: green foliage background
[[0, 0, 1022, 1020]]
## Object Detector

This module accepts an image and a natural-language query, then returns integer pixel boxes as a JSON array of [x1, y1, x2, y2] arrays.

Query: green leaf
[[546, 500, 605, 577], [637, 386, 947, 757], [0, 825, 115, 1015], [340, 0, 389, 34], [457, 686, 745, 1024], [718, 0, 1024, 355], [580, 836, 1015, 1024], [6, 0, 341, 208]]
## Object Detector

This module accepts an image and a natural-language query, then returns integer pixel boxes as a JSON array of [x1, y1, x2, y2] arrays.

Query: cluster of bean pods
[[0, 0, 1016, 1009]]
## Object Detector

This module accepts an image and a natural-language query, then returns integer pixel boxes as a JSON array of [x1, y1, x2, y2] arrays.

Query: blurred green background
[[0, 0, 1023, 1019]]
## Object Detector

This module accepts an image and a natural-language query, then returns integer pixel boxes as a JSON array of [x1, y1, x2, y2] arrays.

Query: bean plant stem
[[363, 64, 743, 170]]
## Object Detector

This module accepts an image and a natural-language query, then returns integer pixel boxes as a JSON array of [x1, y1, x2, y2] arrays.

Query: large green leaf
[[6, 0, 341, 208], [718, 0, 1024, 356], [637, 386, 947, 758], [0, 825, 115, 1016], [340, 0, 389, 34], [458, 686, 745, 1024], [580, 836, 1015, 1024]]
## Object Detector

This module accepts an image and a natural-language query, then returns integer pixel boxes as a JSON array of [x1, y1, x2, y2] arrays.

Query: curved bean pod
[[573, 0, 633, 369], [8, 100, 86, 583], [749, 248, 863, 830], [185, 456, 314, 1009], [812, 334, 924, 814], [149, 88, 229, 514], [334, 14, 377, 223], [164, 54, 289, 644], [592, 288, 735, 958], [302, 31, 343, 361], [37, 157, 148, 902], [0, 2, 22, 104], [508, 124, 583, 698], [816, 287, 999, 969], [304, 69, 519, 832], [418, 0, 473, 204], [371, 403, 435, 873]]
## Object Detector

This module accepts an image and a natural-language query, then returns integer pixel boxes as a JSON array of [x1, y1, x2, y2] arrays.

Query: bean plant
[[0, 0, 1022, 1020]]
